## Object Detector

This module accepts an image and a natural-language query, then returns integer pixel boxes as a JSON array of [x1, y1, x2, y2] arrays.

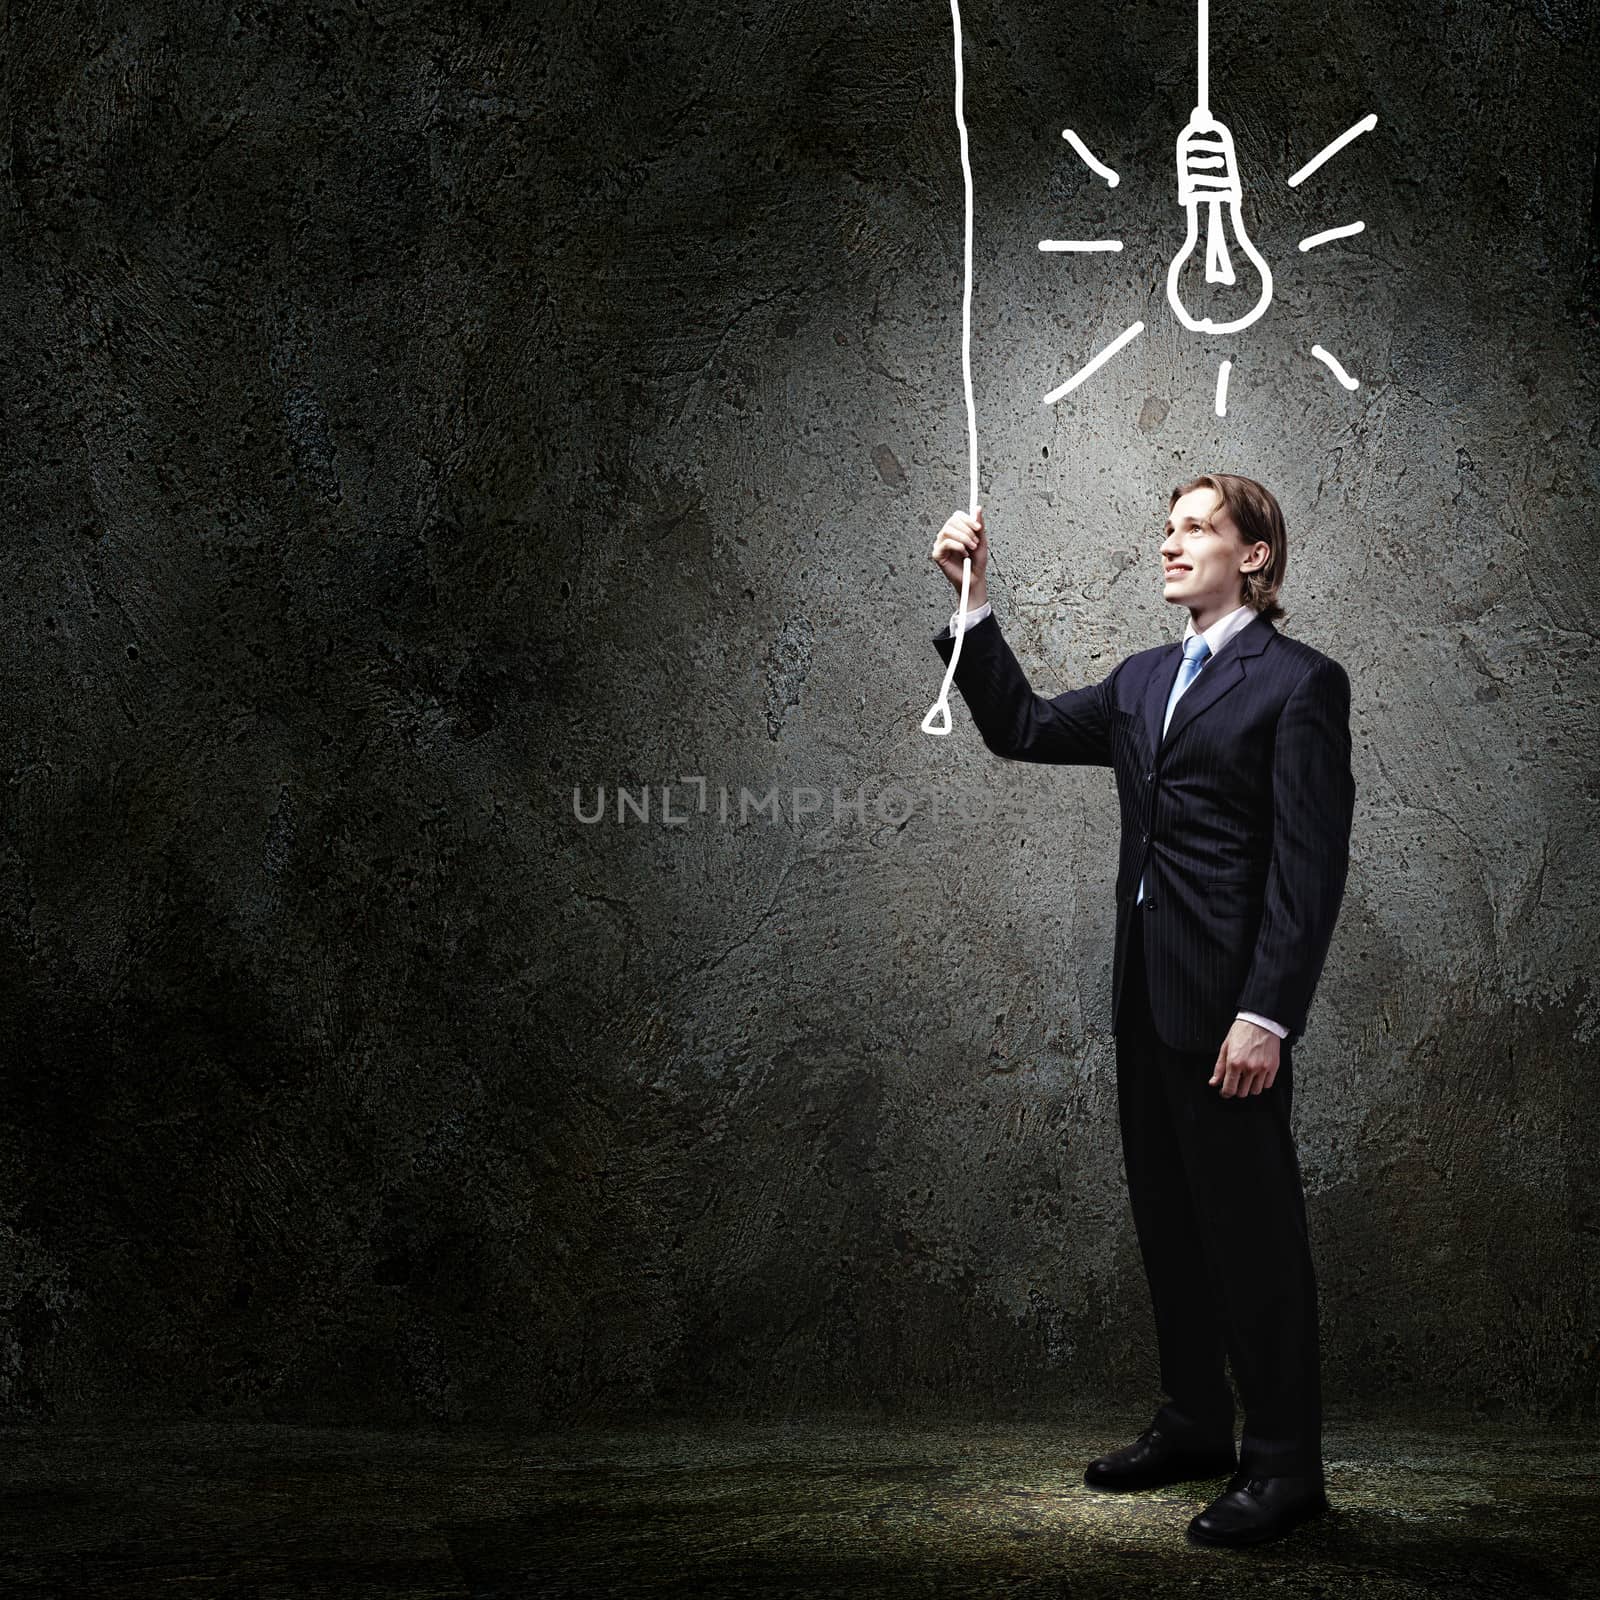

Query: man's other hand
[[1210, 1018, 1282, 1097]]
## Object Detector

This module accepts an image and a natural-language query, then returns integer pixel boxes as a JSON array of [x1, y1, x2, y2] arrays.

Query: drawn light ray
[[1062, 128, 1119, 187], [1299, 220, 1365, 252], [1311, 344, 1359, 390], [1043, 321, 1145, 406], [1039, 239, 1124, 252], [1214, 359, 1232, 417], [1288, 113, 1378, 187]]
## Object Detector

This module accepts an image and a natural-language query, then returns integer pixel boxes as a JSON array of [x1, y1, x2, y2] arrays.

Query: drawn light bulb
[[1035, 0, 1376, 419], [1165, 106, 1273, 335]]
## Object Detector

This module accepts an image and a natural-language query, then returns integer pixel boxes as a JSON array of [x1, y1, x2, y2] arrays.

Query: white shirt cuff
[[1237, 1010, 1288, 1039], [947, 600, 992, 635]]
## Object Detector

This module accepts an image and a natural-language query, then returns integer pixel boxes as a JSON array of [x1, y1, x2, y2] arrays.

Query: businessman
[[929, 474, 1355, 1549]]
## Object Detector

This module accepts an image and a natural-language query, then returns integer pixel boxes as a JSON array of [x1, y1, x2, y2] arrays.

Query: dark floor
[[1, 1409, 1596, 1598]]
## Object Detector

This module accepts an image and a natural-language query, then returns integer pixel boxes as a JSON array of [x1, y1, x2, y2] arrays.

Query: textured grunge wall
[[1, 0, 1596, 1425]]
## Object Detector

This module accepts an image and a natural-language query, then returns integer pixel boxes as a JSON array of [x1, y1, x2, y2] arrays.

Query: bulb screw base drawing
[[1176, 108, 1242, 208]]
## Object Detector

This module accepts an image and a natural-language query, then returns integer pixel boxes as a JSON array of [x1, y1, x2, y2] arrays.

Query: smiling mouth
[[1164, 566, 1191, 577]]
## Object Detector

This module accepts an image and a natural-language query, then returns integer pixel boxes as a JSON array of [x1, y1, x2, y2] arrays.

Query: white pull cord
[[922, 0, 977, 738]]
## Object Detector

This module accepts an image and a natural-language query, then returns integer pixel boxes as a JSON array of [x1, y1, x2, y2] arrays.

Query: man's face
[[1160, 486, 1264, 612]]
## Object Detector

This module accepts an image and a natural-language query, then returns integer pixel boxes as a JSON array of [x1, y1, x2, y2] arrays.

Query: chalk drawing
[[1311, 344, 1359, 389], [1288, 114, 1378, 188], [1299, 220, 1365, 252], [1164, 0, 1273, 335], [922, 0, 977, 737]]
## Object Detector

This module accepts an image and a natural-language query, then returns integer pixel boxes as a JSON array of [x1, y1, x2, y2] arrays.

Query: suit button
[[1144, 898, 1157, 911], [1146, 770, 1154, 782], [1141, 830, 1149, 842]]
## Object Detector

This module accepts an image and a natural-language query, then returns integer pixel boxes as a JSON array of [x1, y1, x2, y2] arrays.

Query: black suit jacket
[[932, 608, 1355, 1053]]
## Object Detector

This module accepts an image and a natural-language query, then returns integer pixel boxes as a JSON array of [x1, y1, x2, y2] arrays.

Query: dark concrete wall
[[1, 0, 1596, 1425]]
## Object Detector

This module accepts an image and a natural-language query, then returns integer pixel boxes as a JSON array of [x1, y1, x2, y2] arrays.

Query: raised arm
[[1234, 657, 1355, 1039], [928, 506, 1116, 766], [931, 610, 1117, 767]]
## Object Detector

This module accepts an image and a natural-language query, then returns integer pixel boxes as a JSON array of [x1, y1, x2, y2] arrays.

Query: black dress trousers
[[1116, 909, 1324, 1476]]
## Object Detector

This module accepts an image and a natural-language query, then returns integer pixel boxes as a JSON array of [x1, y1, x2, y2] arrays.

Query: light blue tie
[[1137, 634, 1211, 905], [1164, 633, 1213, 736]]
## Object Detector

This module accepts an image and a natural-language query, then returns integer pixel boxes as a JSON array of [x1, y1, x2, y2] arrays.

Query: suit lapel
[[1161, 652, 1245, 751], [1145, 612, 1277, 757], [1144, 644, 1182, 757]]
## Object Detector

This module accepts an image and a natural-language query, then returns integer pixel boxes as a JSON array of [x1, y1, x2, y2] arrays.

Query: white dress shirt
[[945, 597, 1288, 1041]]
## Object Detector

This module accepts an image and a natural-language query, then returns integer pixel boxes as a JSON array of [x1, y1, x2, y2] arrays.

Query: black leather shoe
[[1083, 1425, 1238, 1491], [1186, 1469, 1330, 1546]]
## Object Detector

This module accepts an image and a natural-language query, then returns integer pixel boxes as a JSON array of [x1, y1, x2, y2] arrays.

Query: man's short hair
[[1170, 473, 1288, 625]]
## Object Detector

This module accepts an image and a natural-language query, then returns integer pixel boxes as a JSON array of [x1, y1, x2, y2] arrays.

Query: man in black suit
[[929, 474, 1355, 1548]]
